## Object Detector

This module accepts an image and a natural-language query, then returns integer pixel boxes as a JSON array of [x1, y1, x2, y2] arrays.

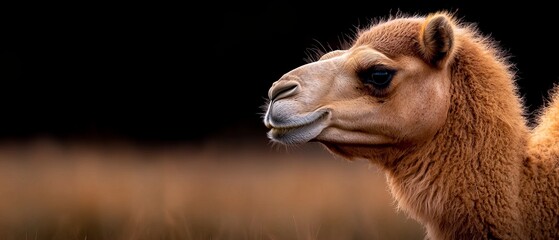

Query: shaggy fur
[[263, 12, 559, 239]]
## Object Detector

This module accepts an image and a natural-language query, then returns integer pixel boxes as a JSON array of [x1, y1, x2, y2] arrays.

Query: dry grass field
[[0, 138, 423, 240]]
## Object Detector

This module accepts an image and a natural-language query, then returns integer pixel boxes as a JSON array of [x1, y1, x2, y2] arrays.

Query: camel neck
[[383, 39, 531, 238]]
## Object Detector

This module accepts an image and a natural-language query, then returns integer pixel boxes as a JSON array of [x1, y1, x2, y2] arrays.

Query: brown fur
[[263, 11, 559, 239]]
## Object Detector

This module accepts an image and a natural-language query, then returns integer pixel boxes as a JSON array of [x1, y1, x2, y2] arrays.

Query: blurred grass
[[0, 139, 423, 240]]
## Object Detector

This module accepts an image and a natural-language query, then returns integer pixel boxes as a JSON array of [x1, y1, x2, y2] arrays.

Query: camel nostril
[[269, 82, 299, 101]]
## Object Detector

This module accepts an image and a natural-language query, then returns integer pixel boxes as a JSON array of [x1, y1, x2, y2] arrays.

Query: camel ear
[[419, 13, 455, 67]]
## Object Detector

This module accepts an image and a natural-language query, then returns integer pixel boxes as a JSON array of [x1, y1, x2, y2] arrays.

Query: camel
[[262, 12, 559, 239]]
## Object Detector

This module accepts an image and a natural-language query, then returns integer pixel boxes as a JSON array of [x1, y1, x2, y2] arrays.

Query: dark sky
[[3, 2, 558, 145]]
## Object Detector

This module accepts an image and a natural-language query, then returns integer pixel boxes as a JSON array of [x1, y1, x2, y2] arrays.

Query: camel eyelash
[[357, 65, 397, 97]]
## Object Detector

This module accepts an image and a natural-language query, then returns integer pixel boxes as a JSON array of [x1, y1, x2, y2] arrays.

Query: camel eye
[[361, 67, 395, 89]]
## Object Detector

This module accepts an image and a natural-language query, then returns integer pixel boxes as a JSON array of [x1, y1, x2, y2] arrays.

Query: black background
[[3, 1, 558, 145]]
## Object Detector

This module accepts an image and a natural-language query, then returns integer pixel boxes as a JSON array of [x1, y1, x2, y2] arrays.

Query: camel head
[[263, 13, 457, 162]]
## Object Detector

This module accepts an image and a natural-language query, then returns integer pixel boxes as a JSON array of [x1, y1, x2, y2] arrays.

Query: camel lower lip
[[267, 111, 329, 144]]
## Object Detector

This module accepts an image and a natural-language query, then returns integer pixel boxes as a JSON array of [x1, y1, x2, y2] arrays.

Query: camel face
[[263, 15, 455, 160]]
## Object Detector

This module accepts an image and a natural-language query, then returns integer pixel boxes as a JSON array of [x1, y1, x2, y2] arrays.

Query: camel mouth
[[266, 110, 330, 145]]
